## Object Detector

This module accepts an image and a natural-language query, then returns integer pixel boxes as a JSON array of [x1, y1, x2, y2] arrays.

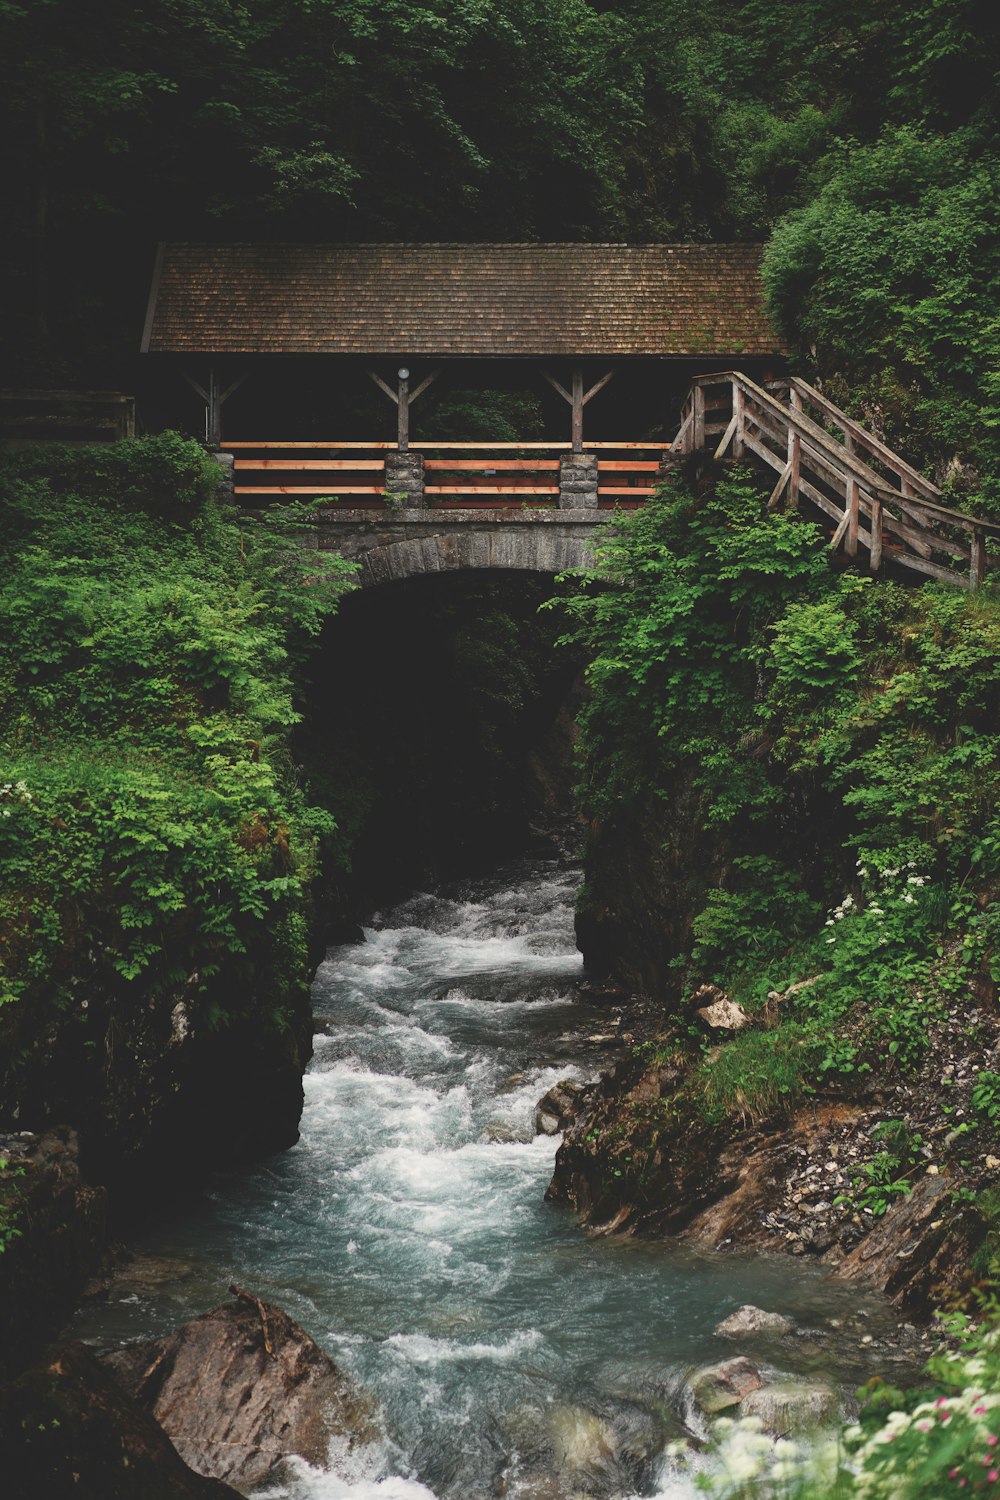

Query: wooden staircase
[[676, 372, 998, 590]]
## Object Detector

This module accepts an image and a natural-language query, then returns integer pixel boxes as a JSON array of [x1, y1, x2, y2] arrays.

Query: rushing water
[[74, 861, 903, 1499]]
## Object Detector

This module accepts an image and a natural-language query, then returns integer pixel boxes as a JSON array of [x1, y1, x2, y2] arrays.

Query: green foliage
[[0, 438, 353, 1076], [690, 856, 820, 984], [681, 1305, 1000, 1499], [972, 1072, 1000, 1129], [415, 388, 545, 444], [764, 127, 1000, 511], [836, 1119, 926, 1220], [0, 1157, 24, 1256], [699, 1023, 812, 1126], [560, 468, 1000, 1122]]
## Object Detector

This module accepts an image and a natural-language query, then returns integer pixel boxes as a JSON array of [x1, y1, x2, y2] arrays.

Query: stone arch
[[354, 528, 596, 588]]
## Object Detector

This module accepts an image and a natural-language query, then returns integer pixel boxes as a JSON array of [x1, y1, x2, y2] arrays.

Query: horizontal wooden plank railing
[[676, 373, 998, 590], [222, 440, 669, 506]]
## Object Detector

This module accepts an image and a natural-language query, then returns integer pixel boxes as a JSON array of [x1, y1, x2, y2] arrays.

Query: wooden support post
[[870, 495, 883, 573], [732, 382, 745, 459], [786, 422, 801, 511], [397, 369, 410, 450], [543, 366, 612, 454], [846, 477, 860, 558], [182, 365, 249, 449], [692, 384, 705, 451], [971, 528, 986, 590], [367, 365, 439, 451]]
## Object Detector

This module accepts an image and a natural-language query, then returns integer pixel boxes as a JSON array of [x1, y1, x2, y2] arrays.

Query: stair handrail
[[782, 377, 942, 504], [678, 371, 997, 588]]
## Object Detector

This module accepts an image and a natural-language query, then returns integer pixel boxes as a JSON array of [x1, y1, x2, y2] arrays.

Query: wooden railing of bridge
[[222, 440, 664, 507], [224, 375, 997, 589], [676, 372, 999, 590]]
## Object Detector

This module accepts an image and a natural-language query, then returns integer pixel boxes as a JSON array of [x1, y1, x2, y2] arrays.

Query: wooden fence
[[676, 372, 999, 590], [0, 389, 135, 444], [222, 440, 665, 506]]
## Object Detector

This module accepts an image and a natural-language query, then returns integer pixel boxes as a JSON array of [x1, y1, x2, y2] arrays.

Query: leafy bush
[[559, 467, 1000, 1119], [0, 437, 355, 1123]]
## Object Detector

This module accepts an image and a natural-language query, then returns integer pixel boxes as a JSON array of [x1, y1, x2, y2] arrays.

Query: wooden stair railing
[[674, 372, 998, 590]]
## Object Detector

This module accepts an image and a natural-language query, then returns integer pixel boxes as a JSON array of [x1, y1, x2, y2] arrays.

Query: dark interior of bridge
[[296, 569, 587, 925]]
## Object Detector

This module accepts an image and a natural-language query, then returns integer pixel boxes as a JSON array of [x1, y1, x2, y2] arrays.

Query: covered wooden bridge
[[141, 242, 996, 588], [141, 240, 784, 508]]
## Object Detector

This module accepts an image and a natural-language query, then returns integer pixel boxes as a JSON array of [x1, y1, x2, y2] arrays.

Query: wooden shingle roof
[[142, 242, 785, 357]]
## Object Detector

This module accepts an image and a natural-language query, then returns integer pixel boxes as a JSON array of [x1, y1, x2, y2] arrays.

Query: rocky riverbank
[[547, 978, 999, 1317]]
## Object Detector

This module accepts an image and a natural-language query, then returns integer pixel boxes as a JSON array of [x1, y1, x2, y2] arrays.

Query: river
[[72, 860, 903, 1498]]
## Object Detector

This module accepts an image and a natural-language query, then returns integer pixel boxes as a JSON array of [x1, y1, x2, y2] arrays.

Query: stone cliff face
[[575, 773, 729, 995], [1, 954, 313, 1204]]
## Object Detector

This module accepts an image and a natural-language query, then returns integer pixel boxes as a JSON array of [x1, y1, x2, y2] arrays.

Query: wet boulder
[[102, 1289, 379, 1490], [534, 1079, 589, 1136], [687, 1357, 764, 1415], [714, 1305, 794, 1339], [0, 1342, 237, 1500], [739, 1380, 839, 1435], [505, 1394, 681, 1499]]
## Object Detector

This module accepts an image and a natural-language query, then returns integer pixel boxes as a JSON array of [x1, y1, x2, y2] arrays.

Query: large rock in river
[[102, 1290, 379, 1490]]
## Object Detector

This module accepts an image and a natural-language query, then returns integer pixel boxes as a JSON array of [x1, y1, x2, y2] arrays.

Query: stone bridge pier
[[308, 508, 608, 587]]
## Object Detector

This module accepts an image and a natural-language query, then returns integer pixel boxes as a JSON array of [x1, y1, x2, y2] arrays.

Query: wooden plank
[[882, 490, 1000, 539], [541, 370, 572, 404], [234, 485, 386, 495], [713, 413, 739, 462], [787, 421, 801, 510], [766, 461, 792, 512], [235, 460, 385, 470], [880, 509, 939, 560], [224, 440, 668, 451], [790, 378, 942, 501], [366, 369, 398, 405], [733, 383, 745, 460], [224, 441, 398, 450], [971, 530, 986, 590], [424, 459, 561, 471], [597, 487, 656, 496], [424, 485, 560, 495], [870, 496, 883, 572], [693, 384, 706, 450], [572, 367, 584, 453], [597, 461, 660, 472], [583, 369, 616, 405], [737, 427, 787, 478], [829, 509, 851, 552], [893, 552, 966, 586], [738, 376, 915, 497], [846, 478, 859, 558]]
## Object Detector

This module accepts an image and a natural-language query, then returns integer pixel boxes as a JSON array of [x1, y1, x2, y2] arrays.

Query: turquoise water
[[75, 863, 898, 1498]]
